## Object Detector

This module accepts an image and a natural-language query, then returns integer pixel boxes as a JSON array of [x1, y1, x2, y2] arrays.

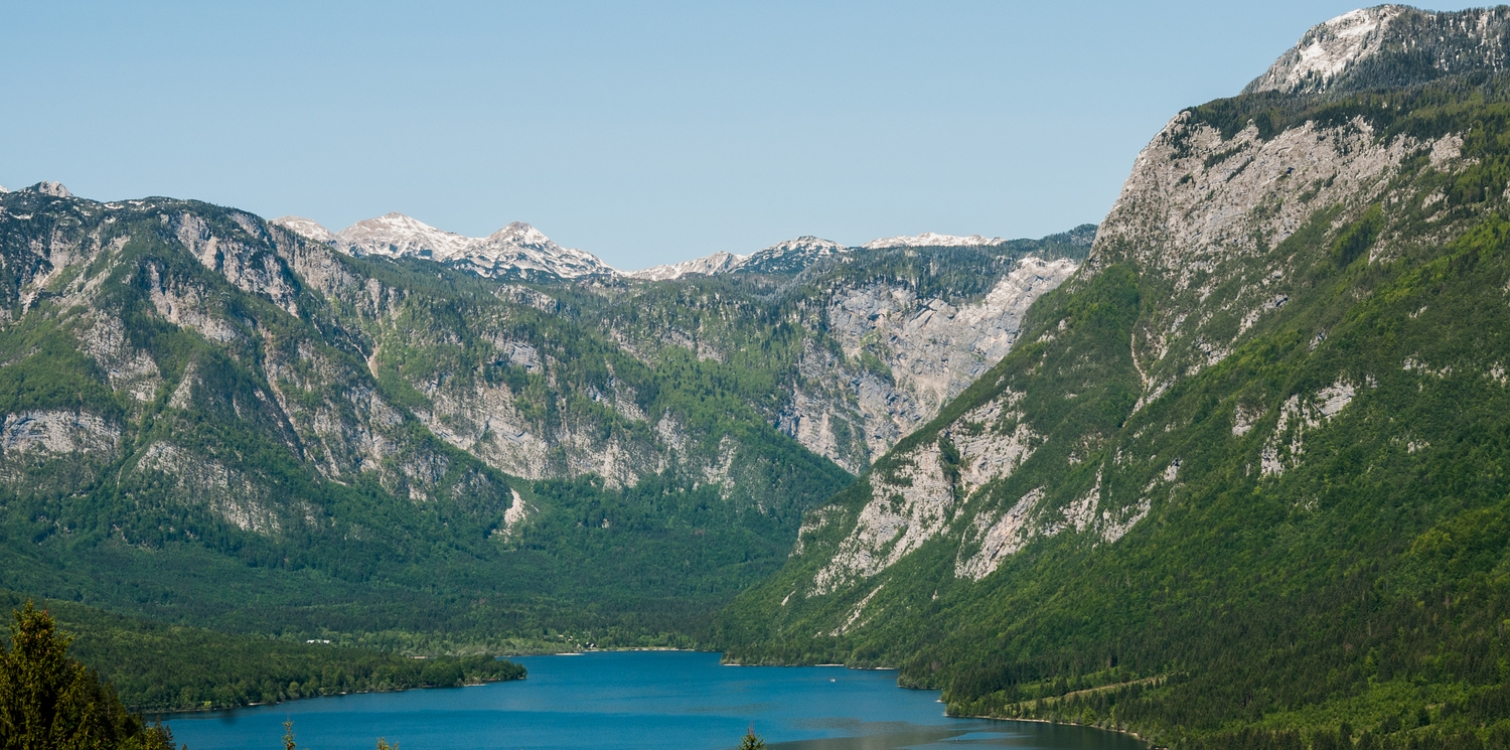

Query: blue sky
[[0, 1, 1480, 269]]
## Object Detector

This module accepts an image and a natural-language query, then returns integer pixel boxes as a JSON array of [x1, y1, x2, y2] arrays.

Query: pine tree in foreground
[[0, 601, 175, 750]]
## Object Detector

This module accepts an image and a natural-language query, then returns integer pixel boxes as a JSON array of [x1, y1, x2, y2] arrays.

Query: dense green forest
[[0, 592, 524, 713]]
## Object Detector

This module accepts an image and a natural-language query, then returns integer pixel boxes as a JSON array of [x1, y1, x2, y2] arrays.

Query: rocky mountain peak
[[483, 221, 552, 247], [337, 212, 472, 260], [733, 236, 848, 275], [22, 181, 71, 198], [626, 251, 748, 281], [269, 216, 337, 245], [1244, 5, 1510, 96], [325, 213, 613, 279]]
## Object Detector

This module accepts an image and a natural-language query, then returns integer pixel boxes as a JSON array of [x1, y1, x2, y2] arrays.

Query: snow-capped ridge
[[862, 232, 1004, 250], [338, 212, 473, 261], [328, 213, 614, 279], [273, 210, 1024, 282], [628, 251, 748, 281], [758, 235, 845, 255]]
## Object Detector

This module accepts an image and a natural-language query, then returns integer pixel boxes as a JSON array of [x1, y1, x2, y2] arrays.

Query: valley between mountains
[[6, 4, 1510, 749]]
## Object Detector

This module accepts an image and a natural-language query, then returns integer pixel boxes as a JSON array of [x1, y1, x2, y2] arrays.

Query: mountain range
[[4, 5, 1510, 746], [0, 168, 1090, 670], [270, 212, 1033, 283]]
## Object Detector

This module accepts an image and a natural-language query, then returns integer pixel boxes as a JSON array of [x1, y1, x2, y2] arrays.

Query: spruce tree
[[737, 726, 766, 750], [0, 601, 174, 750]]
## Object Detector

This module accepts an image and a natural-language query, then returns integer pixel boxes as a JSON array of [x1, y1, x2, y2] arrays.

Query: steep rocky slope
[[722, 6, 1510, 746]]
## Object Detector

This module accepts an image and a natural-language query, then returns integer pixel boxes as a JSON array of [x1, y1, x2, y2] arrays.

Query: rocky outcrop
[[1, 410, 120, 459]]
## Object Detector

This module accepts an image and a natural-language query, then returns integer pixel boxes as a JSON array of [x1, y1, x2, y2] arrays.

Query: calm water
[[166, 651, 1142, 750]]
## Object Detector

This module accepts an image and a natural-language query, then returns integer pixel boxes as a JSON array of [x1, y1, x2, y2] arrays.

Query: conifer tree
[[737, 725, 766, 750], [0, 601, 174, 750]]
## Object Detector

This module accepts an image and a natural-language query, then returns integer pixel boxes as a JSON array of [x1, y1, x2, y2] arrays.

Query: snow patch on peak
[[862, 232, 1003, 250], [628, 251, 748, 281], [761, 236, 844, 255], [484, 221, 554, 247], [270, 216, 337, 245], [332, 214, 614, 279], [466, 221, 616, 279], [338, 213, 472, 261]]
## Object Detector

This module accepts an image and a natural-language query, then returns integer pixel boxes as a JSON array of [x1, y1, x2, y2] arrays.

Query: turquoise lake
[[165, 651, 1143, 750]]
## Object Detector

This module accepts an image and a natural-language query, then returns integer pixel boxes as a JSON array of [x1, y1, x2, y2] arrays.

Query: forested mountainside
[[721, 5, 1510, 747], [0, 171, 1086, 651]]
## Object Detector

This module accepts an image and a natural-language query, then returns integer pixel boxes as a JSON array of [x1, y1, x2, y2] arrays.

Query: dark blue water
[[165, 651, 1142, 750]]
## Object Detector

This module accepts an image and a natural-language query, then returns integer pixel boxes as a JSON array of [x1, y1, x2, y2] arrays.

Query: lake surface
[[166, 651, 1143, 750]]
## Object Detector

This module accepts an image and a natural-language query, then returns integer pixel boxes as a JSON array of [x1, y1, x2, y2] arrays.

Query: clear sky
[[0, 1, 1482, 270]]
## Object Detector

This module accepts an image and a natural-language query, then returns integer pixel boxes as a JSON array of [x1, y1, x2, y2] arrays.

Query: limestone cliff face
[[1098, 111, 1460, 401], [776, 256, 1077, 473]]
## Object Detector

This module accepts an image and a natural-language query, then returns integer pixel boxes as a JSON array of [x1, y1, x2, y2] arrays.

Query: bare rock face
[[1, 410, 120, 459], [23, 181, 71, 198], [1097, 110, 1461, 400], [777, 256, 1078, 473]]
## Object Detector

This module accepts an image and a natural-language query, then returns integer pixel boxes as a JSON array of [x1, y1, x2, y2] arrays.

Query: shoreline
[[143, 673, 524, 718], [953, 712, 1159, 748]]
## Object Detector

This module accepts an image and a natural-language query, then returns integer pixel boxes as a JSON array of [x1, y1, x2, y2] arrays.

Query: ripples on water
[[166, 651, 1142, 750]]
